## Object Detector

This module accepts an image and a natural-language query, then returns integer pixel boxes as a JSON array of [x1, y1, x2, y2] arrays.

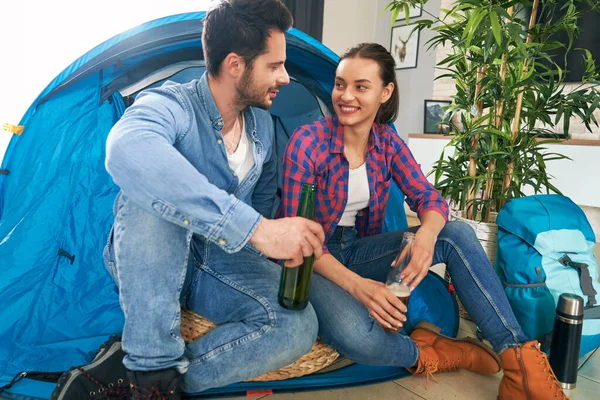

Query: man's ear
[[222, 53, 244, 78]]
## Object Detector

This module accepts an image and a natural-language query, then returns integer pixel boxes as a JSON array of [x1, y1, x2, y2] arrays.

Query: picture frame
[[390, 24, 419, 70], [395, 5, 422, 21], [424, 100, 452, 134]]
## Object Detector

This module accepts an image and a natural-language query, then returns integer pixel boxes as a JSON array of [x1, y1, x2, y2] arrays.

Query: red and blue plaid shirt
[[279, 115, 449, 254]]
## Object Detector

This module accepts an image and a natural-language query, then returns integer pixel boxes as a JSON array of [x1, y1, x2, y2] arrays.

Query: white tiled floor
[[218, 330, 600, 400]]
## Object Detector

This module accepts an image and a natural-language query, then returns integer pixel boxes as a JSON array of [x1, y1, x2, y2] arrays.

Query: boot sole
[[415, 321, 502, 370], [49, 341, 123, 400]]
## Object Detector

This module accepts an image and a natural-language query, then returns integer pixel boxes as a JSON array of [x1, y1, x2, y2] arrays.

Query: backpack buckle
[[559, 254, 589, 269], [558, 254, 572, 267], [559, 254, 597, 307]]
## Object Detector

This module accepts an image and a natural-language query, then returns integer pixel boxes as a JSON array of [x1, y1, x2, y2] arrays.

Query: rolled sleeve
[[207, 199, 264, 253], [106, 87, 262, 252], [390, 135, 449, 221]]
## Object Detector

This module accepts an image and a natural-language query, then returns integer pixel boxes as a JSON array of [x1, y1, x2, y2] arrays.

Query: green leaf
[[586, 96, 600, 120], [391, 6, 401, 25], [563, 109, 571, 134], [489, 11, 502, 46], [404, 3, 411, 24], [464, 9, 488, 48]]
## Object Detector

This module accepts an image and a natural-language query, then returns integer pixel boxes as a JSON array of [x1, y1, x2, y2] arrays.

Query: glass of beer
[[383, 232, 415, 333]]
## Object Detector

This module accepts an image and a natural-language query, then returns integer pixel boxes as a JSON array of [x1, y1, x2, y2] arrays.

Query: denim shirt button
[[233, 172, 237, 177], [219, 238, 227, 246], [217, 139, 223, 145], [183, 219, 190, 225]]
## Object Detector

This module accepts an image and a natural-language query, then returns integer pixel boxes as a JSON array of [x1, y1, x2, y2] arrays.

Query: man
[[50, 1, 324, 399]]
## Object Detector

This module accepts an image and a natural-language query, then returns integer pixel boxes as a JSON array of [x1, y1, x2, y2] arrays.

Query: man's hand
[[249, 217, 325, 267]]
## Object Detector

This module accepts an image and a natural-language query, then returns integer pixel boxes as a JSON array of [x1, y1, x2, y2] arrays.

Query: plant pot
[[444, 209, 499, 321], [450, 210, 498, 265]]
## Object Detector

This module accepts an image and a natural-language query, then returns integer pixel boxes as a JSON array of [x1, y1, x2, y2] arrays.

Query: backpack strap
[[584, 306, 600, 319], [559, 254, 598, 308]]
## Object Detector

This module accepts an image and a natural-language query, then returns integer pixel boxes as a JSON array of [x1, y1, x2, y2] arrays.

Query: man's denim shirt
[[105, 72, 277, 253]]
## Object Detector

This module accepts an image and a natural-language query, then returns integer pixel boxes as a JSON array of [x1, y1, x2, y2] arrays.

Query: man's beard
[[236, 68, 278, 110]]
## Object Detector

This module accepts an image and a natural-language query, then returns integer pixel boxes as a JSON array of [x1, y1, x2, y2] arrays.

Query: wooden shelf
[[408, 133, 600, 146]]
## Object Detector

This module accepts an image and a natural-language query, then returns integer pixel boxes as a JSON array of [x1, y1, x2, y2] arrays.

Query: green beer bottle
[[278, 183, 317, 310]]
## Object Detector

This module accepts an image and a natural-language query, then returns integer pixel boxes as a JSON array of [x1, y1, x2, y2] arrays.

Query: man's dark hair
[[202, 0, 293, 77]]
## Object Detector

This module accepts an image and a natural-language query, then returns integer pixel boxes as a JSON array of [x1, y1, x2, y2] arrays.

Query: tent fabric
[[0, 12, 450, 399]]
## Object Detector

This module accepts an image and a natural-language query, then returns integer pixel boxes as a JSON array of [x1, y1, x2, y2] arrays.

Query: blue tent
[[0, 12, 457, 399]]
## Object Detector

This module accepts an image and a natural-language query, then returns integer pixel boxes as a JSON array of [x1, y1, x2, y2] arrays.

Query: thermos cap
[[557, 293, 584, 318]]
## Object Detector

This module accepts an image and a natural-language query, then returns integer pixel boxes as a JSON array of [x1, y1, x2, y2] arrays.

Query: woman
[[280, 43, 566, 399]]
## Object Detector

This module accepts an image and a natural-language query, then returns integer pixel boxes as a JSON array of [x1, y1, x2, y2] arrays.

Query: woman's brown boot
[[408, 322, 501, 387], [498, 341, 568, 399]]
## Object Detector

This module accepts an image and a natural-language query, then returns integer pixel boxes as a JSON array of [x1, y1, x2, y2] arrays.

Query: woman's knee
[[325, 322, 415, 367], [439, 221, 479, 247], [268, 303, 319, 364], [320, 314, 381, 359]]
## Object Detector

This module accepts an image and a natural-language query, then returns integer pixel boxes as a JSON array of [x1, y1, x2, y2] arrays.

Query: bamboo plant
[[384, 0, 600, 222]]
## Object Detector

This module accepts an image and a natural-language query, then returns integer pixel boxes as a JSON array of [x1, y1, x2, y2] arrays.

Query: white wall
[[322, 0, 378, 56], [376, 0, 441, 142], [322, 0, 442, 142], [409, 136, 600, 208], [0, 0, 213, 163]]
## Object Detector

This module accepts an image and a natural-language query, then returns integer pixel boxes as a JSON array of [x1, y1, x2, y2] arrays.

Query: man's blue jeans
[[308, 221, 529, 367], [103, 195, 318, 393]]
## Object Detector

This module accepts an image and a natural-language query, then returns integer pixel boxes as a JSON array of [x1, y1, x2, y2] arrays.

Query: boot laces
[[415, 353, 461, 389], [418, 358, 462, 390], [535, 351, 567, 399], [421, 363, 440, 390], [439, 358, 461, 372], [79, 368, 129, 399]]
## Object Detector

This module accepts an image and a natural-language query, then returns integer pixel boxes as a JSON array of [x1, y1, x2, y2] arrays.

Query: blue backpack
[[495, 194, 600, 357]]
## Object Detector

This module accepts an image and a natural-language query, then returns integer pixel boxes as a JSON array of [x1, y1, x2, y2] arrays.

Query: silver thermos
[[549, 293, 584, 390]]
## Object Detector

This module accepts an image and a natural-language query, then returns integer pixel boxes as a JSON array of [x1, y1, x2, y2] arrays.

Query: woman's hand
[[349, 277, 407, 331], [397, 228, 437, 290]]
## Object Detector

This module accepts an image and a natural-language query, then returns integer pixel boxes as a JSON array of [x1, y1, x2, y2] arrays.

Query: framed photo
[[390, 24, 419, 70], [395, 5, 422, 21], [424, 100, 451, 134]]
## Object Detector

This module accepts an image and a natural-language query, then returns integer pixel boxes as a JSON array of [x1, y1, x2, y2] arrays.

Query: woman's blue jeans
[[308, 221, 528, 367]]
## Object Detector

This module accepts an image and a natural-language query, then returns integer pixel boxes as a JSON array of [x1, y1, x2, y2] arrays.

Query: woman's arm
[[389, 133, 449, 222], [388, 132, 448, 289]]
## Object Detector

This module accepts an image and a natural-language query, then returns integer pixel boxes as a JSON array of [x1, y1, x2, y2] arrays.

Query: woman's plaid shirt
[[279, 115, 449, 254]]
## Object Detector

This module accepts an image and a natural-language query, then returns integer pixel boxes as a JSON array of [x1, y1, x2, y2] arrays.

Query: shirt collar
[[369, 122, 384, 152], [197, 72, 257, 138], [329, 115, 345, 154], [197, 72, 225, 131]]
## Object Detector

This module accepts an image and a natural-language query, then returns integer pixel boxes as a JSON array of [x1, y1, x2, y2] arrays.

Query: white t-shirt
[[226, 118, 254, 185], [338, 163, 370, 226]]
